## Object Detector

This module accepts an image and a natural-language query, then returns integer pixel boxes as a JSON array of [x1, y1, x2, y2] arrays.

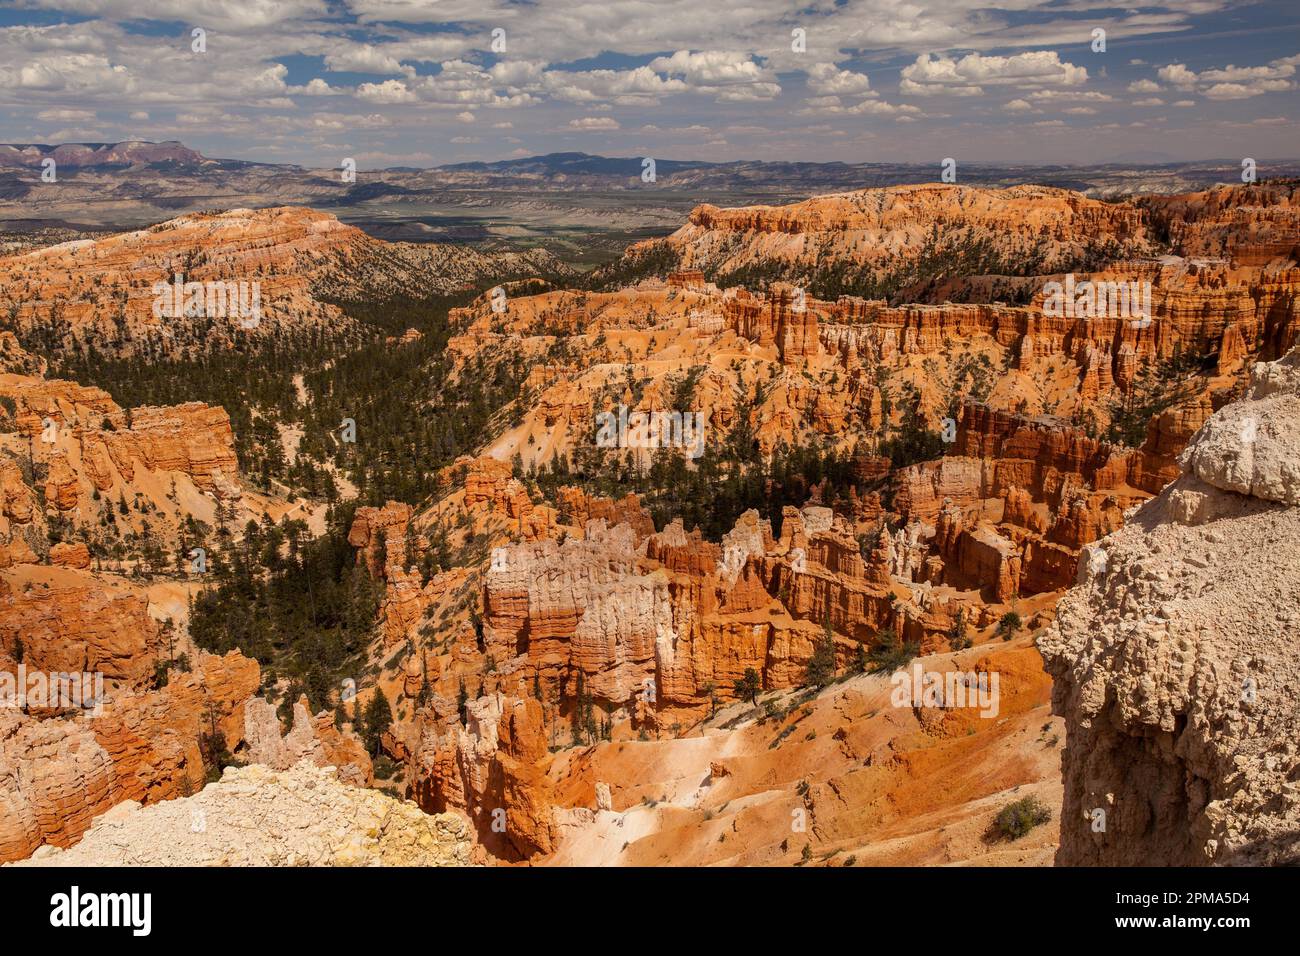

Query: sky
[[0, 0, 1297, 169]]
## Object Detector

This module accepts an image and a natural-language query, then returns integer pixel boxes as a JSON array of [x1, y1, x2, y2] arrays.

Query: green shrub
[[991, 795, 1052, 841]]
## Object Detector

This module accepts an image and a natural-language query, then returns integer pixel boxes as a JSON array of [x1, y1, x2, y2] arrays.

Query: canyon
[[0, 177, 1297, 866]]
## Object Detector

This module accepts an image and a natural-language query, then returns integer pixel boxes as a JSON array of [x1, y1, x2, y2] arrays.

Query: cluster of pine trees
[[188, 502, 381, 714]]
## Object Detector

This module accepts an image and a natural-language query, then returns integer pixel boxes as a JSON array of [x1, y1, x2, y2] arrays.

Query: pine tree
[[734, 668, 761, 705], [362, 690, 393, 756], [807, 605, 837, 687], [417, 673, 432, 708], [949, 609, 971, 651]]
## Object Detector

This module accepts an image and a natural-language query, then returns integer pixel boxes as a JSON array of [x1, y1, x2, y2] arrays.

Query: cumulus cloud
[[805, 63, 871, 97], [649, 50, 780, 100], [1151, 55, 1297, 100], [355, 79, 416, 103], [1202, 80, 1290, 100], [294, 78, 340, 96], [323, 45, 405, 75], [804, 94, 919, 117], [543, 66, 686, 104], [1156, 63, 1199, 89], [900, 50, 1086, 97]]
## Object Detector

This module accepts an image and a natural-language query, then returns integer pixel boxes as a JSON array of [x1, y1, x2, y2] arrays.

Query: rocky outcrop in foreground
[[1040, 346, 1300, 865], [0, 650, 258, 862], [10, 762, 474, 867], [0, 649, 374, 864]]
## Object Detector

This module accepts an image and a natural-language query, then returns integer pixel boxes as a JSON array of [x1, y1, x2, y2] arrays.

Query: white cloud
[[1156, 63, 1199, 89], [1153, 56, 1296, 100], [901, 50, 1086, 97], [295, 78, 339, 96], [543, 66, 686, 104], [568, 116, 619, 130], [22, 0, 326, 32], [323, 45, 404, 75], [355, 79, 416, 103], [36, 107, 95, 122], [648, 50, 780, 100], [1028, 90, 1114, 102], [805, 62, 871, 96], [804, 94, 919, 117], [1203, 80, 1290, 100]]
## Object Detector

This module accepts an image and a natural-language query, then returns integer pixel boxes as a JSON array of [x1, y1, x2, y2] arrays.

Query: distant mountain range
[[2, 140, 1298, 263], [2, 140, 1292, 186], [0, 140, 203, 169]]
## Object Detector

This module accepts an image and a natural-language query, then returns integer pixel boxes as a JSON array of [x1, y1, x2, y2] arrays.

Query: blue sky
[[0, 0, 1297, 168]]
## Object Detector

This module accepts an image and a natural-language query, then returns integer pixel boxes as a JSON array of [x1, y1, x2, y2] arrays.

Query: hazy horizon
[[8, 140, 1300, 174]]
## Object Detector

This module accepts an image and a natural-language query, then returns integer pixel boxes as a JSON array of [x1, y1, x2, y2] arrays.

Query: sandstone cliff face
[[888, 401, 1157, 600], [79, 403, 239, 495], [0, 577, 166, 687], [0, 646, 377, 864], [621, 184, 1152, 286], [242, 696, 374, 788], [414, 692, 556, 861], [417, 485, 982, 732], [3, 371, 240, 497], [0, 354, 270, 585], [9, 762, 474, 867], [1144, 181, 1300, 264], [0, 206, 566, 357], [449, 239, 1296, 484], [1040, 347, 1300, 865], [0, 457, 40, 567], [348, 500, 416, 578], [482, 521, 672, 708], [0, 650, 258, 863]]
